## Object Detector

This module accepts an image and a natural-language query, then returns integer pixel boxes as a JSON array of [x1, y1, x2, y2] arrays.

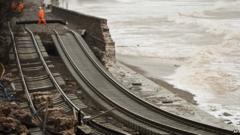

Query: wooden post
[[73, 107, 77, 121], [42, 101, 49, 133]]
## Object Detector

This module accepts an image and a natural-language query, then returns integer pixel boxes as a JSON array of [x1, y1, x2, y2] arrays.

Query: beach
[[117, 54, 197, 105]]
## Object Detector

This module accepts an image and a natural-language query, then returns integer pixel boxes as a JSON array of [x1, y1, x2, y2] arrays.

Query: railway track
[[8, 23, 129, 135], [8, 23, 80, 134], [52, 29, 237, 135], [8, 23, 44, 134]]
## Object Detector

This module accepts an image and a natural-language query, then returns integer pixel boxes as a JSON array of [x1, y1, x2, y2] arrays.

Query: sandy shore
[[124, 63, 197, 105], [116, 54, 178, 79], [117, 54, 197, 105]]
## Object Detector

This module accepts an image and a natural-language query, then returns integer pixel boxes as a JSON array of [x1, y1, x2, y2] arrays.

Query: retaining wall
[[52, 6, 116, 67]]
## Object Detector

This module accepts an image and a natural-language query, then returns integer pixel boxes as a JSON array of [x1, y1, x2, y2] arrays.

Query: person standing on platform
[[38, 7, 47, 25]]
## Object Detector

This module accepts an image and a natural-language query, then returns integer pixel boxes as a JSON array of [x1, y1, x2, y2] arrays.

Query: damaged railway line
[[7, 23, 127, 135], [52, 28, 235, 135], [1, 7, 238, 135]]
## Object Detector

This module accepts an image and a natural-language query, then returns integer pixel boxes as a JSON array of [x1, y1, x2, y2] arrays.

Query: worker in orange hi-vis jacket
[[17, 2, 24, 13], [38, 7, 47, 25]]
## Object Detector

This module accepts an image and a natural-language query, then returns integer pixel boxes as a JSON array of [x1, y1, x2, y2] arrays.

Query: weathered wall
[[52, 6, 116, 67], [0, 0, 13, 25], [0, 0, 14, 64]]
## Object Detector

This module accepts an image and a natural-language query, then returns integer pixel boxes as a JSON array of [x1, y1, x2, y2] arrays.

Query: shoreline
[[121, 62, 197, 105], [110, 60, 235, 129]]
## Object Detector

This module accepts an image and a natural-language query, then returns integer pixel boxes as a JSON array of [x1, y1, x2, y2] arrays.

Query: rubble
[[223, 112, 233, 117], [31, 92, 77, 134], [47, 109, 76, 134], [0, 101, 37, 134]]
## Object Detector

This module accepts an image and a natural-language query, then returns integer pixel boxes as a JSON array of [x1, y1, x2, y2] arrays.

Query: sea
[[58, 0, 240, 127]]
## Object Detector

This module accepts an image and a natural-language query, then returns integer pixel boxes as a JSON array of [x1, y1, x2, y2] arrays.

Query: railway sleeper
[[13, 72, 62, 81], [9, 60, 52, 67], [9, 53, 49, 61], [10, 64, 54, 72], [9, 47, 45, 54], [13, 77, 65, 92]]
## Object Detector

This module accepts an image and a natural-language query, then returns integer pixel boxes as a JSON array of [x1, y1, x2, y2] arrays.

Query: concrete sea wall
[[52, 6, 116, 67]]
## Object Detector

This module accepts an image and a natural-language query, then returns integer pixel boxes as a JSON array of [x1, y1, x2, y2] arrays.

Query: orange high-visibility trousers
[[38, 9, 46, 25], [38, 18, 47, 25]]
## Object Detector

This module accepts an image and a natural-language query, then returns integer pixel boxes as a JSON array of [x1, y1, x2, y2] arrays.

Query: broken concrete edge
[[51, 6, 116, 67]]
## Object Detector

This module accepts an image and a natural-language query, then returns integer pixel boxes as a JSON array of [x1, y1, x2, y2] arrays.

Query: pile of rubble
[[0, 101, 37, 134], [32, 91, 77, 134]]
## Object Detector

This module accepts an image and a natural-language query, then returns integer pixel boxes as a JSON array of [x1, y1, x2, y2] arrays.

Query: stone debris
[[32, 91, 54, 108], [47, 109, 76, 134], [162, 99, 174, 104], [109, 62, 235, 129], [0, 117, 29, 134], [224, 120, 233, 125], [0, 101, 37, 134], [131, 82, 142, 86], [31, 92, 77, 134], [223, 112, 232, 117]]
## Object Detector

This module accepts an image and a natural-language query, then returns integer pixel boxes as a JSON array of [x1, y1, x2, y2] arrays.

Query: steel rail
[[25, 27, 80, 112], [0, 63, 5, 79], [87, 120, 131, 135], [25, 28, 126, 135], [8, 22, 38, 116], [54, 30, 200, 135], [8, 23, 43, 135], [54, 30, 132, 135], [68, 29, 234, 135]]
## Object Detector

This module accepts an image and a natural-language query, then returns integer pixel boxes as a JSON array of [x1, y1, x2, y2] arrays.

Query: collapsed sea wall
[[51, 6, 116, 67]]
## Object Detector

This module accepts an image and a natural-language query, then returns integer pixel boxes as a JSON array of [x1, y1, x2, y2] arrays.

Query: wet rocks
[[47, 108, 76, 134], [162, 99, 174, 104], [131, 82, 142, 86], [224, 119, 233, 125], [223, 112, 232, 117], [0, 101, 37, 134]]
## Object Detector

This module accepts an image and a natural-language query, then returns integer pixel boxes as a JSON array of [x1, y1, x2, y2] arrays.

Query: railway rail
[[52, 29, 236, 135], [8, 22, 128, 135], [8, 22, 43, 134]]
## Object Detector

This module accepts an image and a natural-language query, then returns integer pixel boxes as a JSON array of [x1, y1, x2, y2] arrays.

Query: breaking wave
[[165, 1, 240, 127]]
